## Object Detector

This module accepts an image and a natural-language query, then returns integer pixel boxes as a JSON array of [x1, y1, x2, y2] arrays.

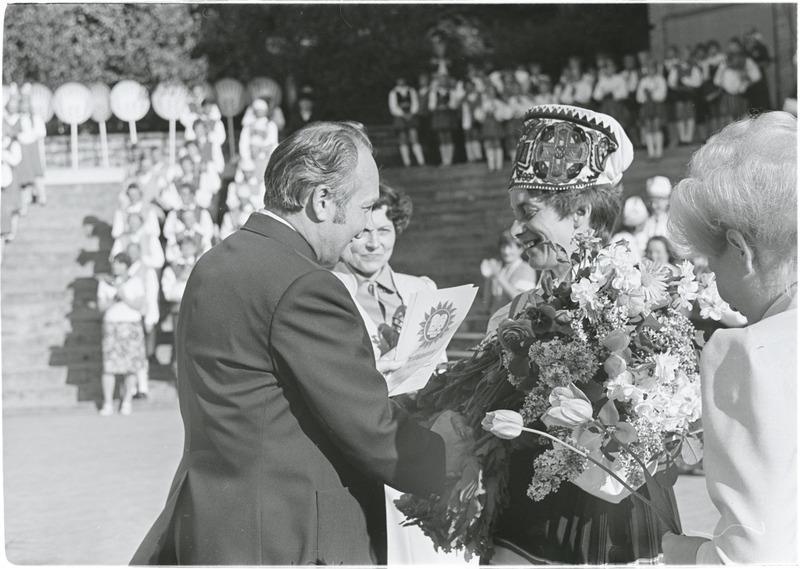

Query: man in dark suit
[[132, 122, 459, 565]]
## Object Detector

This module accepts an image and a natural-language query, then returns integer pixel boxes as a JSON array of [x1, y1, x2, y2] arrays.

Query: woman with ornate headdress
[[487, 104, 670, 564]]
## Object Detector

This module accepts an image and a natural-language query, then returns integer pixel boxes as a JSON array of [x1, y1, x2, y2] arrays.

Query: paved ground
[[2, 404, 718, 565]]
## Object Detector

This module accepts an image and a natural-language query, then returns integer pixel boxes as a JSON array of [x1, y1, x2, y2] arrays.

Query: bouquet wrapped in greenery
[[396, 234, 727, 560]]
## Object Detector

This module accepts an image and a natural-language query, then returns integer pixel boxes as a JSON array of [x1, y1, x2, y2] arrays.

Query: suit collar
[[241, 212, 318, 263]]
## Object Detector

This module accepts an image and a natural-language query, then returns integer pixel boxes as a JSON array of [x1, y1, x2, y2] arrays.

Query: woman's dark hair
[[529, 183, 623, 243], [112, 252, 132, 267], [372, 183, 413, 235], [646, 236, 677, 264]]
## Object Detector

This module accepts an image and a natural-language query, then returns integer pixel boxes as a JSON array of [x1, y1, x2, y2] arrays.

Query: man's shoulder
[[191, 229, 319, 295]]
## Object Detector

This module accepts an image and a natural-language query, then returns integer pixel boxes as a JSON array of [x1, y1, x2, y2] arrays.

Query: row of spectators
[[2, 84, 48, 246], [389, 30, 777, 168], [97, 99, 276, 413]]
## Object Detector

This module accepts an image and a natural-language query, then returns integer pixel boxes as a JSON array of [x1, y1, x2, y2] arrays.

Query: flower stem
[[520, 427, 677, 527]]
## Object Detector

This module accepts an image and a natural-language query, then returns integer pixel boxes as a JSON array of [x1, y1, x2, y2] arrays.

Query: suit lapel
[[241, 212, 318, 264]]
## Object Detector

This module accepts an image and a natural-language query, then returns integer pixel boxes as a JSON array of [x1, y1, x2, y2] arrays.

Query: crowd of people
[[97, 91, 295, 414], [389, 29, 776, 168], [2, 83, 48, 245]]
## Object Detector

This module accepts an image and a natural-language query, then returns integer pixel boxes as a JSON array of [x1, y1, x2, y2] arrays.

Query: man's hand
[[376, 350, 405, 376], [430, 410, 474, 478], [662, 531, 708, 565]]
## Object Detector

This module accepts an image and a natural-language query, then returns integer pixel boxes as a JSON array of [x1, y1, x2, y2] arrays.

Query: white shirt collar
[[258, 208, 297, 232]]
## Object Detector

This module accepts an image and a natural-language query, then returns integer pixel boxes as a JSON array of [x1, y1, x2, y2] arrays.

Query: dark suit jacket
[[131, 213, 445, 565]]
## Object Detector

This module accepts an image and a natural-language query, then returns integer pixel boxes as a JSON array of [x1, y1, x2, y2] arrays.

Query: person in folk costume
[[611, 195, 651, 261], [460, 79, 485, 163], [593, 57, 630, 129], [691, 43, 711, 142], [527, 62, 549, 96], [131, 147, 169, 222], [10, 91, 46, 213], [122, 240, 161, 399], [1, 131, 23, 244], [668, 47, 704, 145], [415, 73, 436, 162], [184, 97, 226, 169], [557, 57, 595, 109], [451, 104, 671, 564], [662, 45, 682, 148], [532, 74, 557, 106], [219, 194, 256, 240], [181, 151, 217, 210], [478, 84, 509, 172], [239, 98, 279, 182], [480, 228, 538, 316], [621, 54, 641, 147], [641, 175, 672, 242], [97, 252, 148, 416], [186, 130, 223, 222], [160, 232, 202, 376], [184, 140, 222, 208], [700, 40, 727, 135], [111, 211, 165, 271], [163, 203, 215, 261], [637, 59, 669, 160], [225, 168, 258, 210], [285, 86, 317, 135], [192, 118, 225, 176], [388, 76, 425, 167], [112, 183, 161, 240], [742, 28, 772, 112], [714, 39, 762, 127], [428, 73, 458, 166], [505, 81, 533, 163]]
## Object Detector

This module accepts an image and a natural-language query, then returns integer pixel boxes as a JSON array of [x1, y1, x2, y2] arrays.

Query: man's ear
[[726, 229, 756, 276], [573, 204, 593, 230], [307, 185, 334, 222]]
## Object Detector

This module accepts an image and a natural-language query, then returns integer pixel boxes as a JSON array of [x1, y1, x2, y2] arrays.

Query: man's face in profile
[[318, 145, 379, 267]]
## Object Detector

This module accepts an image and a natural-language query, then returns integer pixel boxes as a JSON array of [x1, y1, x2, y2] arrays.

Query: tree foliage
[[3, 4, 649, 123], [3, 4, 207, 88]]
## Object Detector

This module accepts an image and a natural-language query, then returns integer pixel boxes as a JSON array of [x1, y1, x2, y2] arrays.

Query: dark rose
[[497, 318, 535, 356], [530, 305, 557, 335]]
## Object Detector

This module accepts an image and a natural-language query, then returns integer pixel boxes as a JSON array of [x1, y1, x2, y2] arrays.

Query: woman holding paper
[[332, 183, 474, 565]]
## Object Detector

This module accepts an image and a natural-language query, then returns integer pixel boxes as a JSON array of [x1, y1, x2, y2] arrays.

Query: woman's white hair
[[669, 111, 797, 290]]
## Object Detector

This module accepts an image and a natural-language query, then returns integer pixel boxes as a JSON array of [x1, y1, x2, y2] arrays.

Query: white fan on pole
[[152, 81, 189, 166], [90, 83, 113, 167], [214, 78, 246, 159], [52, 82, 93, 169], [28, 83, 54, 169], [110, 80, 150, 145]]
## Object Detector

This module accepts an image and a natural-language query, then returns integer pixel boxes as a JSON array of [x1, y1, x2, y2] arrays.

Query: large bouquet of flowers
[[396, 234, 728, 560]]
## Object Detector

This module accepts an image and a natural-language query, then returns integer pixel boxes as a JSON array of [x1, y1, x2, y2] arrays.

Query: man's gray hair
[[263, 121, 373, 213]]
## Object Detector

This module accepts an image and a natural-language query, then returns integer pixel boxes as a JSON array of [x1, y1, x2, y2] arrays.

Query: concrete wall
[[649, 3, 797, 107]]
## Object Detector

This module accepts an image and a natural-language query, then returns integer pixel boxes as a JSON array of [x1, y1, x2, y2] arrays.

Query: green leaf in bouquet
[[694, 329, 707, 348], [654, 462, 679, 487], [620, 442, 682, 535], [598, 399, 620, 425], [613, 421, 638, 444], [680, 433, 704, 466], [640, 313, 663, 331]]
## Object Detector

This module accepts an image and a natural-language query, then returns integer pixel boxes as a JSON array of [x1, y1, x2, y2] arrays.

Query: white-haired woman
[[662, 111, 797, 564]]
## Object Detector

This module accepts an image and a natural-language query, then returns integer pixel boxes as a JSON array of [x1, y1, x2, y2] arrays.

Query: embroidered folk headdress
[[508, 104, 633, 192]]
